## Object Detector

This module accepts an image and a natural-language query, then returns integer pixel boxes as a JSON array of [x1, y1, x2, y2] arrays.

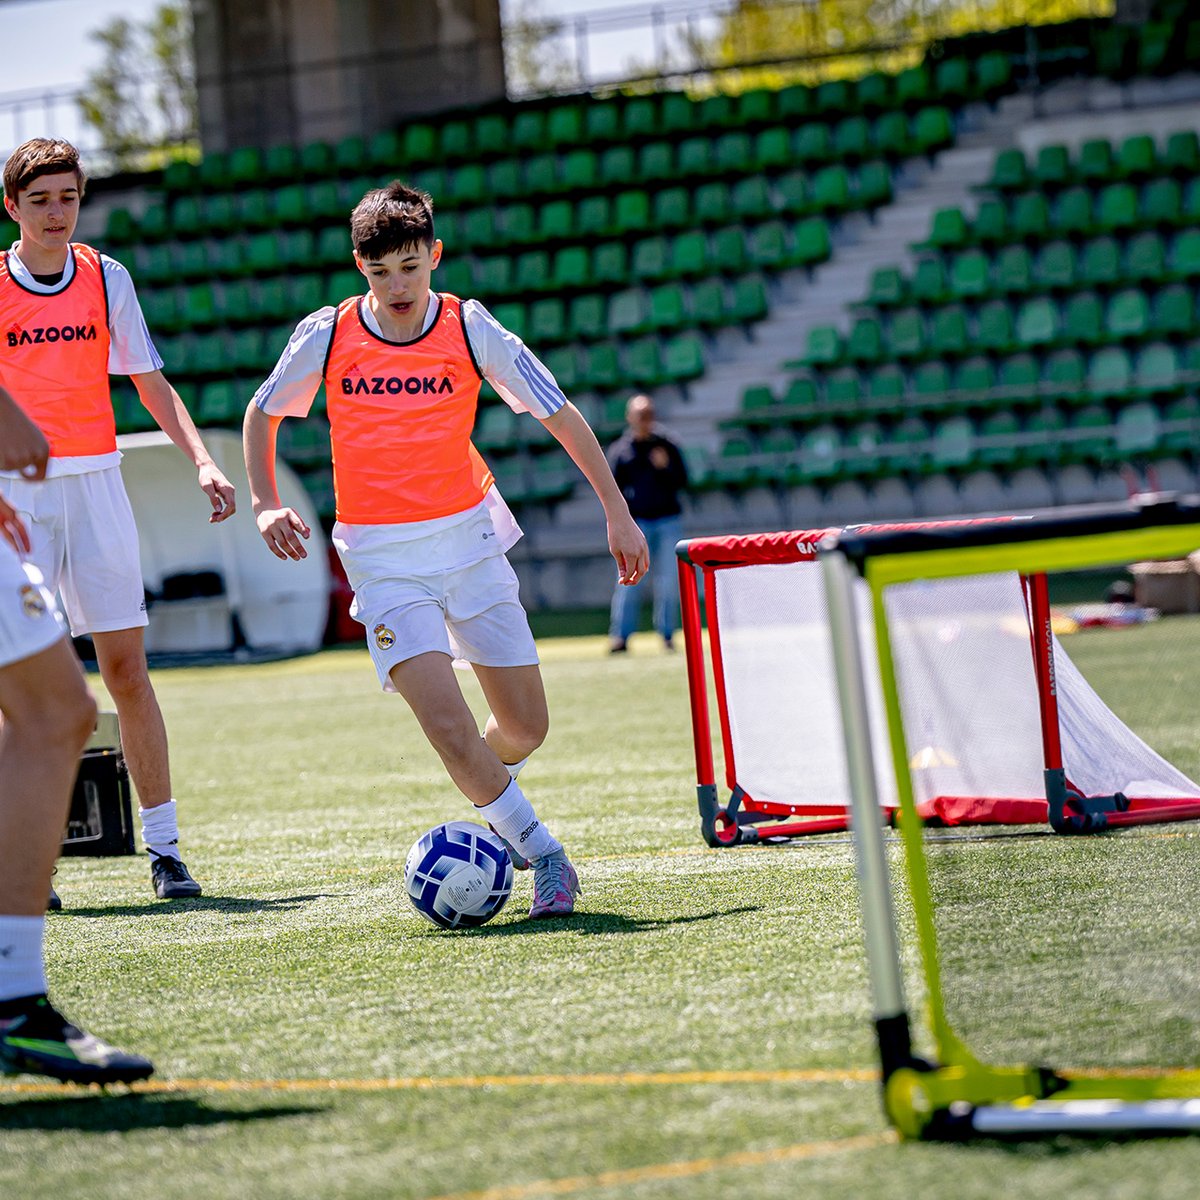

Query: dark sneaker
[[488, 823, 531, 871], [0, 994, 154, 1085], [608, 639, 628, 654], [150, 854, 202, 899], [47, 885, 62, 913], [529, 849, 580, 918]]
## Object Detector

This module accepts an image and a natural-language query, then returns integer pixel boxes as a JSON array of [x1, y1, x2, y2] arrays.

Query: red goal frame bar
[[677, 521, 1200, 845]]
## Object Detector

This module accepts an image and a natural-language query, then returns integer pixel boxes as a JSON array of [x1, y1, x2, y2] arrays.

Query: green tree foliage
[[77, 2, 197, 171]]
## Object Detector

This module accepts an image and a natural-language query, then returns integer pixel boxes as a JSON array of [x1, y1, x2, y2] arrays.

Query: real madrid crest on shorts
[[374, 623, 396, 650], [19, 583, 47, 619]]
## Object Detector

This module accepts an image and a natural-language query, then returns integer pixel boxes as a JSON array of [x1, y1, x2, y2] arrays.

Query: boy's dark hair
[[3, 138, 87, 203], [350, 181, 435, 259]]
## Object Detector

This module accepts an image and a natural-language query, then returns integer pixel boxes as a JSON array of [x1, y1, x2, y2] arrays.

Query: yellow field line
[[0, 1066, 877, 1098], [424, 1132, 896, 1200]]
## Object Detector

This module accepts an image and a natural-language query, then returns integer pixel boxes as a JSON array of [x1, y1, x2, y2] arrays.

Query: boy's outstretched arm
[[542, 402, 649, 586], [130, 370, 236, 522], [243, 404, 310, 561]]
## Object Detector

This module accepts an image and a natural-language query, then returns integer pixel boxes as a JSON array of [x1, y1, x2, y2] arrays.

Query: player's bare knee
[[421, 709, 481, 765], [99, 651, 153, 705], [503, 713, 548, 758]]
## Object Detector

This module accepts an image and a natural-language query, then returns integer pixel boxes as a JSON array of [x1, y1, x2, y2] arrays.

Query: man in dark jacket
[[607, 394, 689, 652]]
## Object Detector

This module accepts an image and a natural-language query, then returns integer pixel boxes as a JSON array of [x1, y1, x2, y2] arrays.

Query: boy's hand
[[0, 493, 31, 555], [256, 507, 310, 560], [609, 512, 649, 586], [0, 402, 49, 480], [198, 462, 237, 523]]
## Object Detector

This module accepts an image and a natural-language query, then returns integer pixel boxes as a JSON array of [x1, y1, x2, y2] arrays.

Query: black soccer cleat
[[0, 994, 154, 1085], [150, 854, 202, 899], [47, 885, 62, 913]]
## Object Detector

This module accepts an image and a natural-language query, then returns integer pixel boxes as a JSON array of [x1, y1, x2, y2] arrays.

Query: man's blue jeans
[[609, 514, 684, 643]]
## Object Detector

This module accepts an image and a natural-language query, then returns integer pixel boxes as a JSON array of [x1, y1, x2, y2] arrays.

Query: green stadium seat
[[1011, 193, 1051, 241], [333, 134, 366, 174], [730, 383, 774, 428], [561, 148, 599, 192], [401, 123, 436, 163], [696, 93, 735, 131], [895, 64, 931, 107], [581, 342, 620, 392], [712, 226, 749, 272], [972, 198, 1009, 245], [229, 327, 267, 373], [660, 92, 694, 136], [576, 195, 611, 240], [823, 368, 862, 418], [815, 79, 852, 114], [196, 151, 231, 191], [847, 317, 884, 365], [834, 116, 872, 161], [926, 207, 969, 250], [995, 244, 1034, 294], [930, 415, 975, 471], [1105, 288, 1150, 339], [298, 141, 334, 178], [731, 176, 773, 222], [1162, 395, 1200, 453], [676, 137, 713, 178], [637, 140, 674, 180], [812, 165, 851, 212], [198, 381, 242, 426], [607, 289, 649, 336], [777, 82, 812, 121], [668, 230, 708, 279], [1116, 134, 1156, 179], [912, 107, 954, 155], [977, 301, 1015, 353], [1150, 283, 1194, 335], [882, 415, 931, 474], [976, 409, 1022, 469], [592, 242, 629, 286], [140, 288, 179, 334], [804, 325, 844, 366], [1169, 228, 1200, 278], [979, 51, 1014, 100], [1163, 131, 1200, 176], [139, 204, 170, 241], [473, 113, 508, 151], [1125, 231, 1167, 283], [873, 110, 911, 160], [514, 250, 552, 295], [614, 190, 651, 234], [529, 297, 566, 343], [1024, 406, 1068, 465], [754, 127, 793, 171], [887, 309, 926, 359], [998, 353, 1041, 405], [1065, 405, 1113, 465], [715, 131, 753, 174], [952, 357, 996, 406], [497, 203, 536, 247], [1095, 182, 1139, 233], [867, 364, 906, 413], [792, 220, 830, 270], [910, 257, 949, 306], [869, 266, 906, 307], [536, 199, 572, 243], [689, 279, 727, 330], [1115, 402, 1162, 456], [748, 221, 789, 270], [662, 332, 705, 383], [622, 96, 658, 140], [948, 249, 990, 300], [913, 360, 952, 409], [653, 187, 692, 231], [631, 236, 670, 281], [473, 255, 514, 298], [1077, 139, 1115, 183], [1034, 241, 1077, 291], [1015, 297, 1060, 347], [1064, 291, 1104, 344], [693, 180, 732, 225], [1052, 187, 1094, 238], [547, 103, 584, 148], [855, 160, 893, 208], [1088, 345, 1133, 400], [567, 293, 606, 340], [647, 284, 687, 332], [1080, 236, 1122, 287], [104, 207, 137, 245], [1142, 177, 1182, 227], [935, 57, 972, 103], [731, 274, 769, 324], [775, 171, 810, 218], [522, 155, 558, 196], [780, 376, 818, 415], [857, 72, 892, 112], [1043, 349, 1086, 402], [162, 158, 196, 193], [795, 123, 832, 164], [1033, 144, 1071, 188], [624, 337, 663, 388], [583, 101, 621, 146], [510, 109, 546, 154]]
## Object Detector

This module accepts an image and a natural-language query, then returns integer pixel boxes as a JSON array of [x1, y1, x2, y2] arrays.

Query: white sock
[[140, 798, 182, 861], [0, 915, 47, 1002], [479, 777, 560, 863], [504, 756, 529, 779]]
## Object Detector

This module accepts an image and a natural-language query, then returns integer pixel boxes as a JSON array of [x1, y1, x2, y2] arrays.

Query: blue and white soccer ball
[[404, 821, 514, 929]]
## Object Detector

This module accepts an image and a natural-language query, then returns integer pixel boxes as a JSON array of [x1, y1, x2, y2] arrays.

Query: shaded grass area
[[4, 627, 1200, 1197]]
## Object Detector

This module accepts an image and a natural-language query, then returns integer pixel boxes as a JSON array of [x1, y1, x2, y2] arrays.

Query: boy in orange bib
[[245, 181, 649, 917], [1, 138, 236, 904]]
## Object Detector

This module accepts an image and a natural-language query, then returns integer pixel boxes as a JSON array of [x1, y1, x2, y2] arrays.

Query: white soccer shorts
[[3, 467, 148, 637], [0, 539, 67, 668]]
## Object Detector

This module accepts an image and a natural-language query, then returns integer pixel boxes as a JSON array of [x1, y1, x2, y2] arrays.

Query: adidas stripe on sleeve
[[461, 298, 568, 420]]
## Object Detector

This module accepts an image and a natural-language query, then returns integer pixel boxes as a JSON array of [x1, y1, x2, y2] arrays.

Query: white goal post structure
[[676, 514, 1200, 846]]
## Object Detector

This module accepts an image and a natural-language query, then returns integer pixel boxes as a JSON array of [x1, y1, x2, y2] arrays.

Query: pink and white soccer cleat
[[528, 849, 580, 918]]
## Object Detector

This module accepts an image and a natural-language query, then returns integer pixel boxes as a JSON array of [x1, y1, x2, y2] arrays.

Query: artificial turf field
[[2, 623, 1199, 1199]]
